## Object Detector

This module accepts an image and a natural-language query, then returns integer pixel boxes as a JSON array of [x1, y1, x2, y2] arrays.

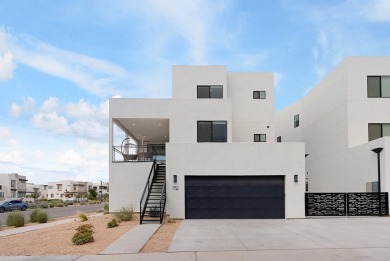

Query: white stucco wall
[[109, 162, 153, 212], [166, 142, 306, 219]]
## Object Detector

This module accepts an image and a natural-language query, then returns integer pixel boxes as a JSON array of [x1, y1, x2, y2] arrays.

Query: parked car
[[0, 200, 29, 212]]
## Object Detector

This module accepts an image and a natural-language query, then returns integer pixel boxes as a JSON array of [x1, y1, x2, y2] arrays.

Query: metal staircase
[[140, 161, 166, 224]]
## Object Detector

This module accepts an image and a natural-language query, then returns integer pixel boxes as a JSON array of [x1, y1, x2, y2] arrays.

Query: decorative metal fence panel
[[305, 193, 346, 216], [305, 192, 389, 217]]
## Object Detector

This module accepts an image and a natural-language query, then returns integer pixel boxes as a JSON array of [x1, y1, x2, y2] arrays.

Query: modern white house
[[47, 180, 90, 201], [26, 183, 48, 200], [109, 66, 305, 221], [0, 173, 28, 199], [276, 57, 390, 200]]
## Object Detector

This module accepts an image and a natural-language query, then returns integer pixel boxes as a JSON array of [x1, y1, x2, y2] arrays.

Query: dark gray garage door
[[185, 176, 285, 219]]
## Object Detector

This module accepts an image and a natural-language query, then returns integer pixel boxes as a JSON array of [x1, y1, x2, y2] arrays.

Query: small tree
[[31, 191, 41, 202], [88, 189, 97, 200]]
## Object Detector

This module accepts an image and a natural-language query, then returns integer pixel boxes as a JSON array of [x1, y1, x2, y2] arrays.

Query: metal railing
[[140, 160, 157, 224], [159, 180, 167, 224], [112, 144, 165, 162]]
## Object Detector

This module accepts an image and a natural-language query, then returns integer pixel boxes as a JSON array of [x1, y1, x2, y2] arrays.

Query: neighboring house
[[109, 66, 305, 219], [276, 57, 390, 195], [0, 173, 28, 199], [89, 182, 109, 197], [26, 183, 48, 199], [47, 180, 91, 201]]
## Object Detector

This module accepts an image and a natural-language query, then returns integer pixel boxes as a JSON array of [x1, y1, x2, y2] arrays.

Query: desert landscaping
[[0, 213, 180, 256]]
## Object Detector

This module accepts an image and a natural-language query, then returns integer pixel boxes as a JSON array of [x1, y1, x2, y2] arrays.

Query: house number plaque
[[172, 186, 179, 191]]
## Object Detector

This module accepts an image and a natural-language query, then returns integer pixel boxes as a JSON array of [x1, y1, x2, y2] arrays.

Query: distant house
[[0, 173, 28, 199], [26, 183, 48, 199], [47, 180, 90, 201], [109, 65, 305, 221]]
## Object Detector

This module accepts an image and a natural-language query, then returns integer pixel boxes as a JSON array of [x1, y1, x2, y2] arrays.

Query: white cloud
[[0, 151, 22, 164], [10, 97, 35, 118], [0, 51, 15, 80], [0, 127, 17, 145], [366, 0, 390, 22], [58, 150, 84, 167], [31, 111, 69, 134], [0, 28, 128, 97]]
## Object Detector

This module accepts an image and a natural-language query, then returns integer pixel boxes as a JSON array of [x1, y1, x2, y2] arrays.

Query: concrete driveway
[[168, 217, 390, 252]]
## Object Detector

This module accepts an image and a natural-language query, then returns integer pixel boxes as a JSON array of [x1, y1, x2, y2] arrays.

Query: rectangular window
[[368, 76, 390, 98], [254, 134, 266, 142], [11, 180, 16, 187], [197, 85, 223, 99], [0, 192, 4, 198], [0, 185, 2, 189], [277, 136, 282, 142], [253, 91, 266, 99], [368, 123, 390, 141], [197, 121, 227, 142], [294, 114, 300, 128]]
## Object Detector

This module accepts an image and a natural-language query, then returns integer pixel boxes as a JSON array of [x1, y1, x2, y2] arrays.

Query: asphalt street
[[0, 203, 105, 224]]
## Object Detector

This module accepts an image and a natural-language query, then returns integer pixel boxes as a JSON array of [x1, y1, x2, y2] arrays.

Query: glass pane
[[382, 124, 390, 137], [277, 136, 281, 142], [368, 123, 382, 141], [381, 77, 390, 97], [197, 86, 210, 98], [210, 86, 223, 99], [253, 91, 260, 99], [367, 76, 380, 97], [260, 91, 266, 99], [197, 122, 212, 142], [254, 134, 260, 142], [260, 134, 266, 142], [212, 121, 227, 142], [294, 114, 299, 128]]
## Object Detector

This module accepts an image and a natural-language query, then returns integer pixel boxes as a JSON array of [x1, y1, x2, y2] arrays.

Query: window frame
[[367, 76, 390, 98], [277, 136, 282, 142], [253, 91, 266, 99], [197, 85, 223, 99], [294, 114, 300, 128], [254, 134, 266, 142], [197, 121, 227, 143], [368, 123, 390, 141]]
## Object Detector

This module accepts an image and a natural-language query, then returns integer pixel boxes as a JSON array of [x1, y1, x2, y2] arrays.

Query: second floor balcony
[[113, 142, 166, 162]]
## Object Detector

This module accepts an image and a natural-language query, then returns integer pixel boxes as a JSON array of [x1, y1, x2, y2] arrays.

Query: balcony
[[113, 143, 165, 162]]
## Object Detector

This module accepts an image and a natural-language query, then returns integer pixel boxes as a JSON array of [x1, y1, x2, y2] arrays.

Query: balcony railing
[[113, 144, 166, 162]]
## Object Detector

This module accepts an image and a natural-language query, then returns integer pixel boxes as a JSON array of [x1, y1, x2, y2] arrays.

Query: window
[[57, 184, 62, 190], [11, 180, 16, 187], [368, 76, 390, 98], [197, 121, 227, 142], [0, 192, 4, 198], [294, 114, 300, 128], [253, 91, 266, 99], [277, 136, 282, 142], [254, 134, 266, 142], [197, 85, 223, 99], [368, 123, 390, 141], [0, 185, 2, 189], [50, 194, 54, 198]]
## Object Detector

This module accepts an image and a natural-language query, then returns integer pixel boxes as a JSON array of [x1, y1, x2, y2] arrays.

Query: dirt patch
[[140, 219, 181, 253], [0, 214, 138, 256]]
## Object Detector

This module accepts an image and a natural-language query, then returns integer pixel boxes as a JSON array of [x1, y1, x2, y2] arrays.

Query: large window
[[368, 123, 390, 141], [294, 114, 300, 128], [368, 76, 390, 98], [253, 91, 266, 99], [254, 134, 266, 142], [197, 121, 227, 142], [277, 136, 282, 142], [197, 85, 223, 99]]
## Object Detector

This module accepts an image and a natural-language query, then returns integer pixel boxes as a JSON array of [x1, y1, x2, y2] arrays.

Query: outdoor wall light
[[294, 175, 298, 183], [173, 175, 177, 183]]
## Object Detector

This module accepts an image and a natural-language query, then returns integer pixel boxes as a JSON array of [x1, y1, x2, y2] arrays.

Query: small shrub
[[80, 202, 87, 205], [114, 206, 134, 221], [30, 209, 40, 223], [37, 211, 48, 223], [78, 213, 88, 222], [7, 212, 25, 227], [49, 203, 55, 208], [72, 231, 94, 245], [104, 204, 109, 212], [76, 224, 94, 233], [56, 203, 64, 207], [107, 219, 119, 228]]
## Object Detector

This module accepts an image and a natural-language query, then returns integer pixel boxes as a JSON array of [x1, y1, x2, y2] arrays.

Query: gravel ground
[[0, 214, 138, 256], [140, 220, 181, 253]]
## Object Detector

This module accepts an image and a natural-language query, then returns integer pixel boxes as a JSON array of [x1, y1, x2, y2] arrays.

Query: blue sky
[[0, 0, 389, 184]]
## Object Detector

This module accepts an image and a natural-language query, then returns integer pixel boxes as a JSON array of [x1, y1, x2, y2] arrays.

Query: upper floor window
[[294, 114, 300, 128], [0, 185, 2, 190], [254, 134, 266, 142], [277, 136, 282, 142], [11, 180, 16, 187], [197, 121, 227, 142], [197, 85, 223, 99], [368, 123, 390, 141], [253, 91, 266, 99], [368, 76, 390, 98]]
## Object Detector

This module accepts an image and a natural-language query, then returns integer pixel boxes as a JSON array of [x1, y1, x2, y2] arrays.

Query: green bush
[[107, 219, 119, 228], [30, 209, 40, 223], [72, 231, 94, 245], [37, 211, 48, 223], [56, 202, 64, 207], [7, 212, 25, 227], [78, 213, 88, 222], [80, 202, 87, 205], [76, 224, 94, 233], [114, 206, 134, 221], [49, 203, 55, 208], [104, 204, 109, 212]]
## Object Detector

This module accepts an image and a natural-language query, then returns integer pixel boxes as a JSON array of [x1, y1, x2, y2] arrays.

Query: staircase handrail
[[139, 160, 157, 224], [159, 179, 167, 224]]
